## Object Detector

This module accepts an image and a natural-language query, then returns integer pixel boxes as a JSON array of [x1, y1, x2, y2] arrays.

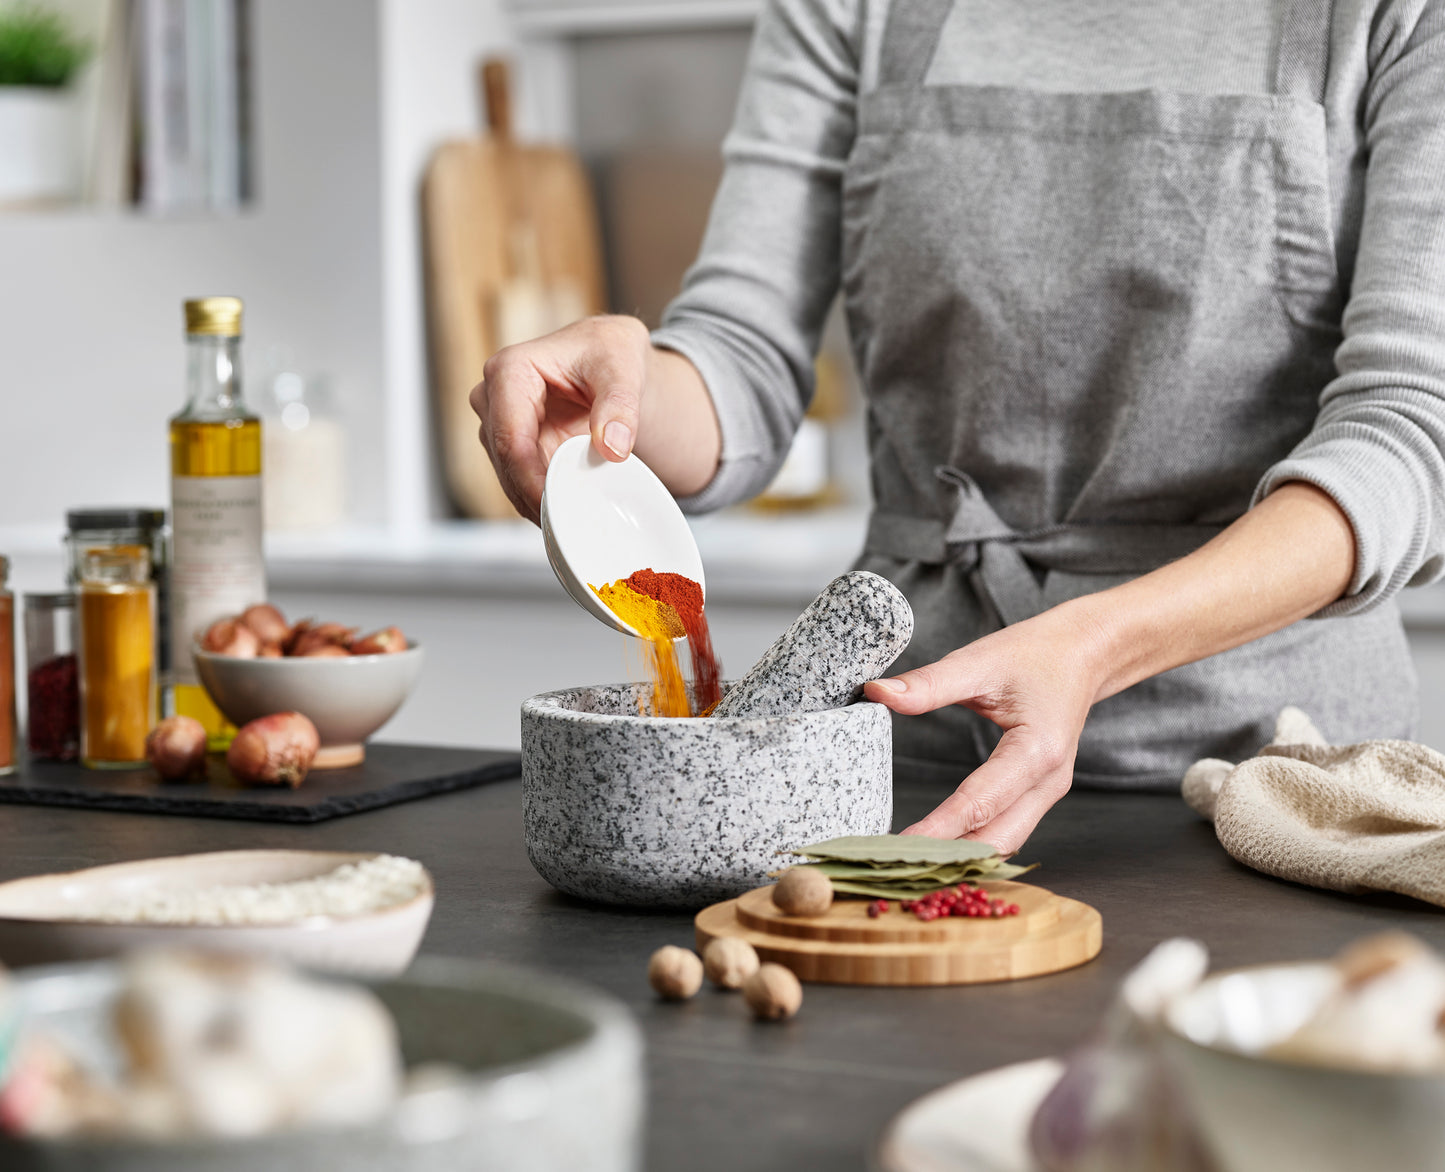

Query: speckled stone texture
[[521, 682, 892, 908], [710, 571, 914, 719]]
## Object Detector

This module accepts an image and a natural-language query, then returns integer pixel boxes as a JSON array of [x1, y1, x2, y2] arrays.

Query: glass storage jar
[[24, 592, 78, 762], [78, 546, 157, 769]]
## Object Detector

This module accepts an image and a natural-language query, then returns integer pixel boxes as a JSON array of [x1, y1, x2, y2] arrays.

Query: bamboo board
[[695, 881, 1101, 986]]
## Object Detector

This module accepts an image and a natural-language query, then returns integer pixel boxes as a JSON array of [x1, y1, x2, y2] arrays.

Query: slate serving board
[[0, 744, 521, 824]]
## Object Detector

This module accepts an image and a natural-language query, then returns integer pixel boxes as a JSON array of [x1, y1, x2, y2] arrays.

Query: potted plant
[[0, 4, 90, 206]]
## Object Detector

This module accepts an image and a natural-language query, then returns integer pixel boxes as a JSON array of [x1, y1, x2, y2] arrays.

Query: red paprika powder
[[626, 568, 722, 714]]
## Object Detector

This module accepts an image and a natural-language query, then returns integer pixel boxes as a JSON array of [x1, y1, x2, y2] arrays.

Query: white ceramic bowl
[[194, 644, 423, 768], [0, 851, 432, 979], [540, 434, 704, 638], [1162, 962, 1445, 1172], [0, 957, 643, 1172]]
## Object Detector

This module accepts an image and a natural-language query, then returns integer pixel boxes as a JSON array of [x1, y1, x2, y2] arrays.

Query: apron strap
[[864, 468, 1230, 628], [877, 0, 954, 89], [1273, 0, 1334, 104]]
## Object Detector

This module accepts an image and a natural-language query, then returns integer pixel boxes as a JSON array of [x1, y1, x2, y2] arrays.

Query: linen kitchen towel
[[1183, 708, 1445, 907]]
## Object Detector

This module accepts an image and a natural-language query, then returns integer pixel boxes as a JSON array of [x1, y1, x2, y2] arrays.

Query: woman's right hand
[[469, 315, 655, 523], [470, 315, 722, 523]]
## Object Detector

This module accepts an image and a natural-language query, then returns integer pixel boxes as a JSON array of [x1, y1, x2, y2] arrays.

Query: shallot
[[288, 622, 356, 657], [144, 716, 208, 781], [351, 627, 407, 655], [238, 603, 290, 646], [226, 712, 320, 788], [295, 644, 350, 658], [200, 619, 260, 659]]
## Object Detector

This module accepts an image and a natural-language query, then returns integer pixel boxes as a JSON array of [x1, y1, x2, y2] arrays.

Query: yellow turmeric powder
[[591, 580, 691, 717]]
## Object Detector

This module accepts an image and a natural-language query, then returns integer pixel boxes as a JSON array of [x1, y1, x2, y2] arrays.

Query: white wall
[[0, 0, 388, 529]]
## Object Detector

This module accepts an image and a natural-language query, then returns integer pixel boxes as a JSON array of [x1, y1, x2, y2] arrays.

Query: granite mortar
[[521, 682, 892, 909]]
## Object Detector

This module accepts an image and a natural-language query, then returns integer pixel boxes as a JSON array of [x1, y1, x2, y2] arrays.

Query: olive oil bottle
[[169, 297, 265, 749]]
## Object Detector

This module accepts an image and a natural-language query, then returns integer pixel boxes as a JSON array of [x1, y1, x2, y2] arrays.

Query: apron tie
[[863, 467, 1231, 628]]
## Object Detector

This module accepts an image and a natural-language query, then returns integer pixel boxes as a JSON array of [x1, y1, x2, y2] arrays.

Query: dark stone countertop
[[3, 756, 1443, 1170]]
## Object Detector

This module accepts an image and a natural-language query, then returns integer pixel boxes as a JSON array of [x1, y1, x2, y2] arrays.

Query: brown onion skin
[[258, 642, 284, 658], [295, 643, 350, 658], [145, 716, 208, 781], [200, 618, 261, 658], [239, 603, 290, 645], [226, 712, 320, 788], [351, 627, 408, 655]]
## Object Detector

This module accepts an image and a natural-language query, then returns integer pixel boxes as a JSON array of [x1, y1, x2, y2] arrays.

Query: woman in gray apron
[[473, 0, 1445, 851]]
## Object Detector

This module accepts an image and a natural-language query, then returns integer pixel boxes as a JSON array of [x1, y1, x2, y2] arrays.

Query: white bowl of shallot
[[193, 604, 424, 769]]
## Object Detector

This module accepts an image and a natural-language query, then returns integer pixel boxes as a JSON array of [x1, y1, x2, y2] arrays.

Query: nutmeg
[[772, 867, 833, 917], [703, 937, 760, 990], [648, 946, 703, 1001], [743, 963, 802, 1021]]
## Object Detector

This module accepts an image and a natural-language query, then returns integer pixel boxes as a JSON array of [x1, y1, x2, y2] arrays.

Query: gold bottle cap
[[184, 296, 244, 337]]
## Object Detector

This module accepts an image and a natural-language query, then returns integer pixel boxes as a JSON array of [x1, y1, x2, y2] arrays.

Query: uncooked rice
[[74, 855, 428, 926]]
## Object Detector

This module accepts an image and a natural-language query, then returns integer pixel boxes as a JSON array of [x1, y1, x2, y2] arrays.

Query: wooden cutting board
[[422, 59, 606, 519], [695, 881, 1102, 986]]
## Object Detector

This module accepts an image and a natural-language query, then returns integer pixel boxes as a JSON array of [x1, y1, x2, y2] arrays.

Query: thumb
[[863, 653, 981, 716], [589, 374, 642, 463]]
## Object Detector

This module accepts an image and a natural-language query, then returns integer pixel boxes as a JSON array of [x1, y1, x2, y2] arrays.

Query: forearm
[[634, 346, 721, 498], [1071, 482, 1357, 703]]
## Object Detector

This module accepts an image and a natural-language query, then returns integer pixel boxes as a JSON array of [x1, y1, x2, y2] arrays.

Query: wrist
[[1047, 594, 1131, 705]]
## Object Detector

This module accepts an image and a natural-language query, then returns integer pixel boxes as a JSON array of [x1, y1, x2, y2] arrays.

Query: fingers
[[473, 352, 549, 523], [902, 726, 1072, 847], [469, 316, 650, 518], [576, 317, 649, 462], [863, 647, 989, 716]]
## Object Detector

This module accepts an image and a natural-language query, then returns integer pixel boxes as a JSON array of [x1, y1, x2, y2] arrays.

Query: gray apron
[[843, 0, 1418, 788]]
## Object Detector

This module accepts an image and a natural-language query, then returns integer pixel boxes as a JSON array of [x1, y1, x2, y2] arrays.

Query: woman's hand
[[863, 482, 1356, 854], [469, 315, 721, 523], [863, 602, 1111, 854]]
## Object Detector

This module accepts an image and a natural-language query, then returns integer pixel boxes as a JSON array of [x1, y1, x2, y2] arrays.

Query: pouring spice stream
[[591, 568, 723, 717]]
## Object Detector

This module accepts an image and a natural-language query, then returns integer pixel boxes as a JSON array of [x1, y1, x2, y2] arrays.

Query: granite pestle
[[710, 570, 914, 719]]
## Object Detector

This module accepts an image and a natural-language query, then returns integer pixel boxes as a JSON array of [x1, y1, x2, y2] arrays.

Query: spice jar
[[24, 593, 78, 762], [66, 508, 170, 708], [78, 546, 157, 769], [0, 556, 15, 776]]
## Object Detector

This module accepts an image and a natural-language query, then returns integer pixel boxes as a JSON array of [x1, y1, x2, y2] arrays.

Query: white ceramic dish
[[540, 434, 704, 638], [1162, 961, 1445, 1172], [0, 851, 433, 979], [194, 644, 423, 768], [0, 957, 643, 1172], [875, 1058, 1062, 1172]]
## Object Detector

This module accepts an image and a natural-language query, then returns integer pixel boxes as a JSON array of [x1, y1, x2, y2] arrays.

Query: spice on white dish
[[61, 855, 428, 926]]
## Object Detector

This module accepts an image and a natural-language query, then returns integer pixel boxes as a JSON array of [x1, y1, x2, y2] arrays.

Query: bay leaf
[[807, 861, 959, 881], [790, 835, 1001, 866]]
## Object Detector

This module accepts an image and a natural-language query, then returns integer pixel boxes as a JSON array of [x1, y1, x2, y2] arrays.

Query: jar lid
[[80, 545, 151, 586], [24, 592, 74, 611], [184, 296, 243, 337], [66, 507, 167, 533]]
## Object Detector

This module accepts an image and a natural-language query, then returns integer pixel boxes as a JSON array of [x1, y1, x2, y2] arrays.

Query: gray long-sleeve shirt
[[653, 0, 1445, 616]]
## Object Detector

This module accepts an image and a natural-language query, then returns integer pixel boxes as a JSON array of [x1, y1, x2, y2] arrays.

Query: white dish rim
[[0, 849, 435, 931]]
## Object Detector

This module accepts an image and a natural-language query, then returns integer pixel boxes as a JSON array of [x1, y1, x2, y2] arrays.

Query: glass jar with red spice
[[24, 592, 79, 762]]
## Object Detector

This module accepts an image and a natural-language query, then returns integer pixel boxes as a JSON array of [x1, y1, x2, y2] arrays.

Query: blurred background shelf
[[506, 0, 760, 34]]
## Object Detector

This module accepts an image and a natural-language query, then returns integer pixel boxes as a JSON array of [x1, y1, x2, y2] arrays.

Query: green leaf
[[806, 861, 962, 881], [790, 835, 1002, 866]]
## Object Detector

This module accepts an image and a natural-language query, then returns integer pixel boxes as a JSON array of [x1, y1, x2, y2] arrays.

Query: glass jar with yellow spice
[[78, 546, 157, 769]]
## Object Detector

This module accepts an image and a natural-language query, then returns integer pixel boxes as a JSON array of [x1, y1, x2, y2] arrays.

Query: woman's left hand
[[862, 601, 1110, 854]]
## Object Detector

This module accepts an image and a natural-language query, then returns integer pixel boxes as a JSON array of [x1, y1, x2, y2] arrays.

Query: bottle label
[[170, 475, 266, 686]]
